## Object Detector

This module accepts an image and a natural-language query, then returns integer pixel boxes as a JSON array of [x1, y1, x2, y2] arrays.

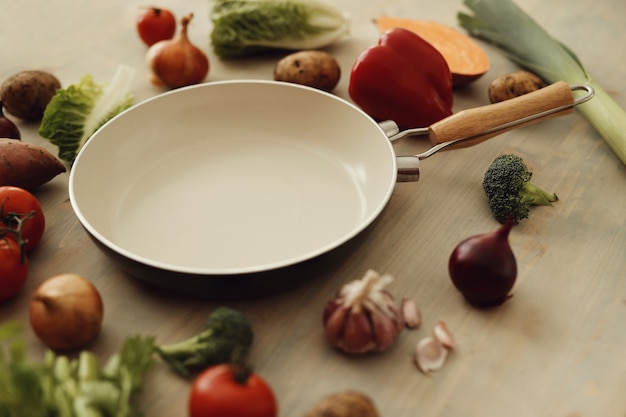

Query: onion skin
[[448, 218, 517, 307], [146, 13, 209, 89], [29, 273, 104, 351]]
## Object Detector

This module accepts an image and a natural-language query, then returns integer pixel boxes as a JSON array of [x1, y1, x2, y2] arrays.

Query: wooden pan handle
[[428, 81, 575, 150]]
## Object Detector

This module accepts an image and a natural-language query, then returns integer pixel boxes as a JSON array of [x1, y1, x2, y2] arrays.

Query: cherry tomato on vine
[[0, 237, 28, 301], [136, 7, 177, 47], [0, 186, 45, 252], [189, 364, 278, 417]]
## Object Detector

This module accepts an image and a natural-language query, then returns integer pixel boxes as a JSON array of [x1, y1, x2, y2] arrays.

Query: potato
[[304, 391, 379, 417], [0, 138, 66, 190], [0, 70, 61, 120], [274, 50, 341, 92], [488, 70, 545, 103]]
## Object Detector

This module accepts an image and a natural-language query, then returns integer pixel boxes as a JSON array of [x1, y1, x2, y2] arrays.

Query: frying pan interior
[[69, 80, 397, 276]]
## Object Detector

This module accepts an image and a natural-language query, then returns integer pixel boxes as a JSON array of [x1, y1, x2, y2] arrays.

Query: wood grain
[[1, 1, 625, 417]]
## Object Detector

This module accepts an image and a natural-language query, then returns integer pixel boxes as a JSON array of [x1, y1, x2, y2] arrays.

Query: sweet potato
[[0, 139, 66, 190], [274, 50, 341, 92]]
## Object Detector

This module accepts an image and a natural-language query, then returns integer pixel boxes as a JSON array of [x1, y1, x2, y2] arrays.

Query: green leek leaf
[[458, 0, 626, 165]]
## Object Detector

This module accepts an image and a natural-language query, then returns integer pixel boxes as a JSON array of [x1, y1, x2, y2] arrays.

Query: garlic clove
[[401, 297, 421, 329], [323, 302, 349, 347], [341, 309, 376, 354], [433, 320, 455, 350], [371, 308, 401, 351], [414, 336, 449, 374]]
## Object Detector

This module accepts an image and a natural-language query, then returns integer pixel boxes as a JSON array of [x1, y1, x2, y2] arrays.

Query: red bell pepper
[[348, 27, 454, 129]]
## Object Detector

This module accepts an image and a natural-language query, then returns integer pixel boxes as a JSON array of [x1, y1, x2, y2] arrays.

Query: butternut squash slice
[[375, 17, 490, 87]]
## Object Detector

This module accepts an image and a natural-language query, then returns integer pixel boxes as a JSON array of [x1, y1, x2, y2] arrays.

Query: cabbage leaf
[[210, 0, 350, 58], [39, 65, 135, 165]]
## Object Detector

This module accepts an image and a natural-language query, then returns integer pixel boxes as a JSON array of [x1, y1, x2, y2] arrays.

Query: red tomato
[[0, 186, 45, 252], [136, 7, 177, 47], [189, 364, 278, 417], [0, 237, 28, 301]]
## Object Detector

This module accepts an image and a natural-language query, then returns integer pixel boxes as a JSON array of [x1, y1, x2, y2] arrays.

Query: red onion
[[448, 218, 517, 307]]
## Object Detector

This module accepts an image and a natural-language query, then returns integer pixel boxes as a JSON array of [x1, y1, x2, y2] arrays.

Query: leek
[[458, 0, 626, 165]]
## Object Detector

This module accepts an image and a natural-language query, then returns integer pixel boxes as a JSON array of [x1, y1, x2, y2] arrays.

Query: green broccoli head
[[155, 306, 254, 377], [482, 154, 558, 224], [205, 306, 254, 349]]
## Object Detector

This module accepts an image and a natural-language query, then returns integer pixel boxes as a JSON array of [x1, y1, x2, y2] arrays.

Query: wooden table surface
[[2, 0, 625, 416]]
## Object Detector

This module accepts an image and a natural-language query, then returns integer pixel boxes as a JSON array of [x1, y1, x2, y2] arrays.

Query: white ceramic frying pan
[[68, 80, 592, 290]]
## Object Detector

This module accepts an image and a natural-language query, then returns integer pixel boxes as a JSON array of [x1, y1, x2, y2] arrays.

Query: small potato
[[488, 70, 545, 103], [304, 391, 379, 417], [274, 50, 341, 92], [0, 70, 61, 120]]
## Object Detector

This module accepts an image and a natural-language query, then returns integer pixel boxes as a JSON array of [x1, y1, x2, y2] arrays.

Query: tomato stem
[[0, 207, 36, 263]]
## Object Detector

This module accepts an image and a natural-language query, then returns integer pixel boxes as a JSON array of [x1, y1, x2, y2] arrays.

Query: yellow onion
[[29, 273, 104, 351], [146, 13, 209, 89]]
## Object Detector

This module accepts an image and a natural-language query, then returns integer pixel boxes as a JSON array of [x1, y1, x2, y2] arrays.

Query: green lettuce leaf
[[39, 65, 135, 165]]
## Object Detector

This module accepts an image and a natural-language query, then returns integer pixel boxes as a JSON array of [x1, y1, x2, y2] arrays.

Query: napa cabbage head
[[39, 65, 135, 165], [210, 0, 350, 58]]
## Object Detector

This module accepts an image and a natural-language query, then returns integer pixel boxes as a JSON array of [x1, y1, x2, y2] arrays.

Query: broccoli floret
[[482, 154, 558, 224], [155, 306, 254, 377]]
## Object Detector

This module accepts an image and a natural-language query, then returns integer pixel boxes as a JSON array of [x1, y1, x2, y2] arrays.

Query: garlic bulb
[[323, 269, 404, 354]]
